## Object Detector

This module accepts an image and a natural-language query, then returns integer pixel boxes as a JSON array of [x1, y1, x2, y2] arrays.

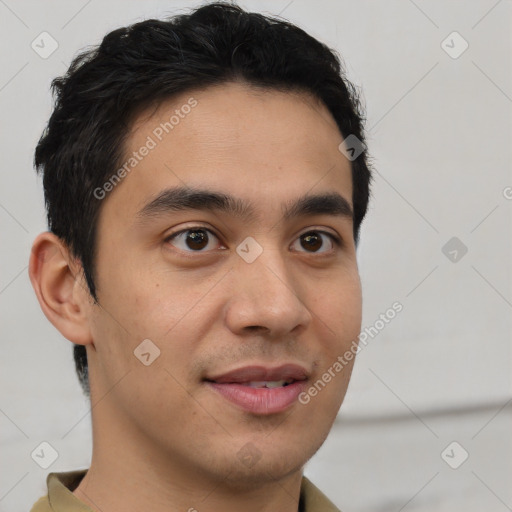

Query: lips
[[205, 364, 309, 415], [206, 364, 309, 384]]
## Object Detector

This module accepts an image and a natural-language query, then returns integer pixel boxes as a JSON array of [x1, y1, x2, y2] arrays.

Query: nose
[[224, 247, 313, 338]]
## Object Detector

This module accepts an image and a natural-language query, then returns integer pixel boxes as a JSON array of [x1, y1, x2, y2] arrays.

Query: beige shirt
[[30, 470, 340, 512]]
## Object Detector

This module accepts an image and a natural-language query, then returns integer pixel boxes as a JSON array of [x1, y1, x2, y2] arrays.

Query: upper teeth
[[245, 380, 291, 388]]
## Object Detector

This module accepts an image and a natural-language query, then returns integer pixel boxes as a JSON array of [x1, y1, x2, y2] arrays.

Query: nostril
[[245, 325, 268, 333]]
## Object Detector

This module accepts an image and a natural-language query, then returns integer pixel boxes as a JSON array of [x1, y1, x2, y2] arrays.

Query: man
[[29, 2, 372, 511]]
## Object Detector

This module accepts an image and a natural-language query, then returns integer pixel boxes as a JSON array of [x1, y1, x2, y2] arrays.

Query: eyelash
[[164, 226, 342, 254]]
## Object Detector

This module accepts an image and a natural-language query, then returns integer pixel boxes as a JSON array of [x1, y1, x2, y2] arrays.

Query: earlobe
[[29, 232, 94, 346]]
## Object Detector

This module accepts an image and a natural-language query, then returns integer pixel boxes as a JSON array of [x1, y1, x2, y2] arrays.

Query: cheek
[[311, 270, 362, 350], [96, 256, 198, 340], [90, 262, 222, 387], [88, 291, 203, 423]]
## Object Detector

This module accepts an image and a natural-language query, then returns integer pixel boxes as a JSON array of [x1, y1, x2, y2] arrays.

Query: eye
[[291, 230, 339, 253], [165, 227, 224, 252]]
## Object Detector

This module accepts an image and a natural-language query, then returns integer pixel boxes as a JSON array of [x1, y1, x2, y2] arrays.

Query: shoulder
[[29, 495, 50, 512], [29, 470, 90, 512], [300, 476, 341, 512]]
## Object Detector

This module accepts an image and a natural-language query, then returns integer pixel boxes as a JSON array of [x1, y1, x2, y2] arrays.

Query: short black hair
[[35, 1, 373, 397]]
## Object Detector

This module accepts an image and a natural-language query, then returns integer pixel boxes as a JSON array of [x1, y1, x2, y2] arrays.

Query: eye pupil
[[186, 230, 208, 250], [301, 232, 322, 252]]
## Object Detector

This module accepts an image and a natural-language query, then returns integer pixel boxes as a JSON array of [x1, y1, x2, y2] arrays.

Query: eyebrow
[[136, 186, 353, 224]]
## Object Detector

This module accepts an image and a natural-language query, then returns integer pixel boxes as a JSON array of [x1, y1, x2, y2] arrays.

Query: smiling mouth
[[238, 380, 293, 388], [204, 364, 309, 414]]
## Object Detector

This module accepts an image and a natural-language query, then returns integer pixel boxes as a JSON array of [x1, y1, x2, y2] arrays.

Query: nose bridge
[[225, 241, 312, 335]]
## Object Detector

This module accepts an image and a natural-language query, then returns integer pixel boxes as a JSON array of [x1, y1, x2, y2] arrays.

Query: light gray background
[[1, 1, 511, 511]]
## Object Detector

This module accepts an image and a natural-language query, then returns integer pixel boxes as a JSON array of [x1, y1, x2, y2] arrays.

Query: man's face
[[86, 81, 362, 487]]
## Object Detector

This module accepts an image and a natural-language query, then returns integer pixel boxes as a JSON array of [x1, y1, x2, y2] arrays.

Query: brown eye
[[166, 228, 221, 252], [301, 232, 322, 251], [185, 230, 209, 250], [292, 231, 337, 253]]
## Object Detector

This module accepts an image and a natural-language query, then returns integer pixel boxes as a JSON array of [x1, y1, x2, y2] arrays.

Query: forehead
[[103, 81, 353, 223]]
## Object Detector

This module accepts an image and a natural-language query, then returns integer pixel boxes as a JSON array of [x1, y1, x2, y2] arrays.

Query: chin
[[222, 457, 305, 491], [219, 430, 327, 490]]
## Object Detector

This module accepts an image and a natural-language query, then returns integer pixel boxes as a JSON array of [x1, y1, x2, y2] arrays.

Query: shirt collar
[[39, 470, 339, 512]]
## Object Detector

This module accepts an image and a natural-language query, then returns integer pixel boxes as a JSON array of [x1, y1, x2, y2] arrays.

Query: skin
[[29, 81, 362, 512]]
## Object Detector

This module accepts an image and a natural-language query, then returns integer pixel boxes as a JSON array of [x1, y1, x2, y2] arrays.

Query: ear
[[29, 232, 94, 347]]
